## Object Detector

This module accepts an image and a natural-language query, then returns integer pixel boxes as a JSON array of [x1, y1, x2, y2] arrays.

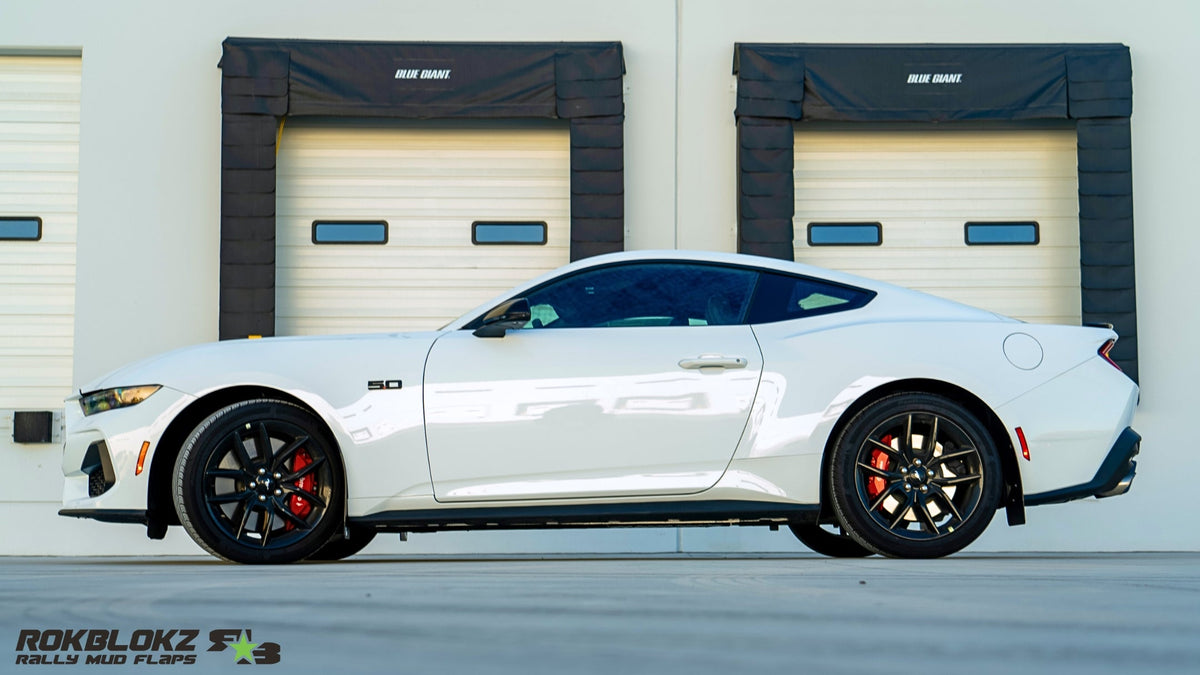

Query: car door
[[423, 262, 764, 502]]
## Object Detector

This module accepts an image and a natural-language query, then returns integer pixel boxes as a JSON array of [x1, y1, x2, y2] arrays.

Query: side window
[[520, 263, 758, 329], [746, 272, 874, 324]]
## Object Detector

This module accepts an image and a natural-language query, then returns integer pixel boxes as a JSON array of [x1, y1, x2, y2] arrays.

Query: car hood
[[79, 331, 445, 397]]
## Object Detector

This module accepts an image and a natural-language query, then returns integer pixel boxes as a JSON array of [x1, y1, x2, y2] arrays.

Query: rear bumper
[[1025, 427, 1140, 506]]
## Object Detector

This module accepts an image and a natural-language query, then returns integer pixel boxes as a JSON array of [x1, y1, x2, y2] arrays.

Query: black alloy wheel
[[828, 393, 1001, 558], [788, 522, 873, 558], [173, 399, 344, 564]]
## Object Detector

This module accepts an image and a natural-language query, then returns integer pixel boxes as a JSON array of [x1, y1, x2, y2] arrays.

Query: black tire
[[828, 393, 1001, 558], [307, 527, 377, 561], [172, 399, 345, 564], [788, 522, 873, 558]]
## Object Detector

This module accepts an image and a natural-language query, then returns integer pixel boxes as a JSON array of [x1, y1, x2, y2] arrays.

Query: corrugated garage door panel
[[277, 120, 570, 336], [794, 126, 1081, 325], [0, 56, 79, 409]]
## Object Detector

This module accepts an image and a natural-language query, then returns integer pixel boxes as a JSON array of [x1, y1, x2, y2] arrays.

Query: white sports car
[[60, 251, 1140, 563]]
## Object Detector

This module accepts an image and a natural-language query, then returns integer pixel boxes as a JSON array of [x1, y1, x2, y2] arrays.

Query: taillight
[[1099, 339, 1122, 371]]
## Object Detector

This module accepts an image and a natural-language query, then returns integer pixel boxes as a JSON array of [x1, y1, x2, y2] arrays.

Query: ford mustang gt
[[60, 251, 1140, 563]]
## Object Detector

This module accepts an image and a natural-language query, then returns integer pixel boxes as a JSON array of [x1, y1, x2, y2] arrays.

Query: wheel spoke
[[235, 502, 254, 540], [255, 423, 273, 463], [904, 414, 914, 455], [282, 485, 326, 509], [930, 448, 977, 466], [888, 493, 914, 530], [867, 437, 905, 459], [270, 435, 310, 472], [930, 484, 963, 523], [283, 456, 326, 483], [258, 505, 274, 547], [856, 461, 898, 481], [205, 468, 247, 480], [272, 500, 311, 530], [914, 493, 940, 534], [926, 416, 939, 455], [229, 432, 254, 471], [934, 474, 981, 486]]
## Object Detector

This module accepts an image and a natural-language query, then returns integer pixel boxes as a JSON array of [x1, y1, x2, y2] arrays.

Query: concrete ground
[[1, 553, 1196, 674]]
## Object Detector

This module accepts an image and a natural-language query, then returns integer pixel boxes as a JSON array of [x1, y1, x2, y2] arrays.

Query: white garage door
[[0, 55, 79, 414], [0, 55, 80, 548], [793, 124, 1081, 325], [276, 119, 571, 336]]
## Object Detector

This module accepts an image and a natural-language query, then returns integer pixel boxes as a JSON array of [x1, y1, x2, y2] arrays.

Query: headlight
[[79, 385, 162, 416]]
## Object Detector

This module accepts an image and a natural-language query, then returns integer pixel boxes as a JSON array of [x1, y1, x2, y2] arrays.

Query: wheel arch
[[145, 385, 346, 539], [816, 378, 1025, 528]]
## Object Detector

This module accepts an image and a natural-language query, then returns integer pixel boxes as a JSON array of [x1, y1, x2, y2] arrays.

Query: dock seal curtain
[[733, 43, 1137, 379], [219, 38, 625, 340]]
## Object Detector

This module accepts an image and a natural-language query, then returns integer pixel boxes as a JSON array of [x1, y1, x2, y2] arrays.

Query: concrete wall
[[0, 0, 1195, 555]]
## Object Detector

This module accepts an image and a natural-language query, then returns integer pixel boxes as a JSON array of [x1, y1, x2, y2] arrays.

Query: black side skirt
[[59, 501, 821, 535], [59, 508, 148, 525], [1024, 427, 1141, 507], [350, 500, 820, 533]]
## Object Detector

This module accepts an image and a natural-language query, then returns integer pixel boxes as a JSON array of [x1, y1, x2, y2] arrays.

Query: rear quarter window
[[746, 272, 874, 324]]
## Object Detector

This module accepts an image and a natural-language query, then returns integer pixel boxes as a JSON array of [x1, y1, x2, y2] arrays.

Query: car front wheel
[[172, 399, 344, 564], [828, 393, 1001, 558]]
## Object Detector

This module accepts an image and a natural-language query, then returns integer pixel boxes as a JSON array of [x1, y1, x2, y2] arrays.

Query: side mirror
[[472, 298, 531, 338]]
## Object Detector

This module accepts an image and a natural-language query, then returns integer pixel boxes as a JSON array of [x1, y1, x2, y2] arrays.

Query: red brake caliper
[[284, 449, 314, 530], [866, 434, 893, 507]]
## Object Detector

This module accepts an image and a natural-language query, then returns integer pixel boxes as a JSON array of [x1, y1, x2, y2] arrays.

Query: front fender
[[70, 332, 444, 515]]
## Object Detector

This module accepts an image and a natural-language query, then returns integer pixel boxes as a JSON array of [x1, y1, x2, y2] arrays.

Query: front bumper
[[1025, 427, 1140, 506], [60, 386, 194, 513]]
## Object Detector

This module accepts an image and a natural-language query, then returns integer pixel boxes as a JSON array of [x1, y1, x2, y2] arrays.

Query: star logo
[[230, 632, 258, 664]]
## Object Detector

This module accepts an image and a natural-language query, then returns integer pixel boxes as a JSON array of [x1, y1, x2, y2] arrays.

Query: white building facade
[[1, 0, 1195, 555]]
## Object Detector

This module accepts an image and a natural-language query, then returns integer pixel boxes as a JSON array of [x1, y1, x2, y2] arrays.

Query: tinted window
[[807, 223, 882, 246], [473, 222, 547, 245], [746, 273, 874, 324], [517, 263, 758, 329], [964, 222, 1039, 245], [0, 217, 42, 241], [311, 221, 388, 244]]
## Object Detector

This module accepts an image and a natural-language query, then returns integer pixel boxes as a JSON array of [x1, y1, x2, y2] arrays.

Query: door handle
[[678, 355, 748, 370]]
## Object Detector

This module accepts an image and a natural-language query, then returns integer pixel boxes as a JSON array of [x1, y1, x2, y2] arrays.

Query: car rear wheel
[[828, 393, 1001, 558], [172, 399, 344, 564], [788, 522, 873, 557]]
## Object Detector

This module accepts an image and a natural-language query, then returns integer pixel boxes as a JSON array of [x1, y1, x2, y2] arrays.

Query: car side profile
[[59, 250, 1140, 563]]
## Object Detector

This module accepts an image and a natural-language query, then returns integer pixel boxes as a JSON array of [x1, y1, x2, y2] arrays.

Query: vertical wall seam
[[675, 1, 683, 549], [672, 0, 682, 249]]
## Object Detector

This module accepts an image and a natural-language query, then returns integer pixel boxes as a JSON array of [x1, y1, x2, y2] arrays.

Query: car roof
[[549, 249, 893, 292]]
